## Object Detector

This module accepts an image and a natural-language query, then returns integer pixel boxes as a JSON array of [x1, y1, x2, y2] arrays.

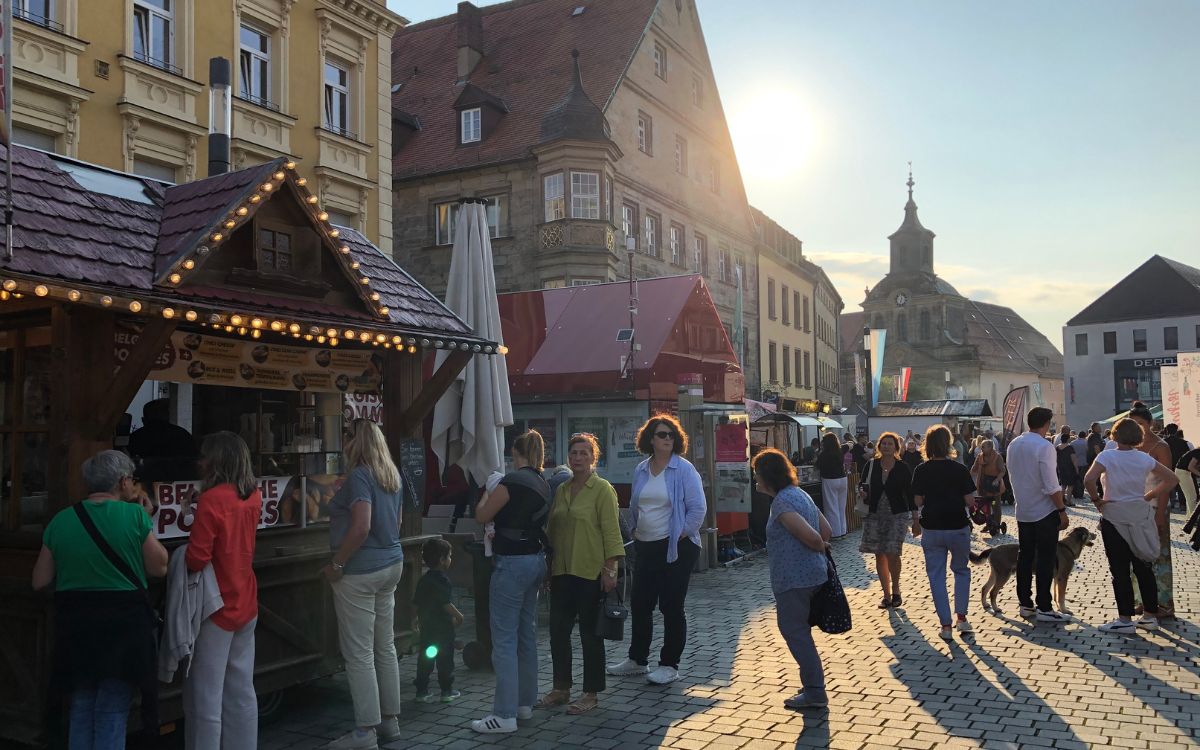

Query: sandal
[[891, 593, 903, 606], [566, 693, 599, 715], [878, 595, 892, 609], [534, 689, 570, 709]]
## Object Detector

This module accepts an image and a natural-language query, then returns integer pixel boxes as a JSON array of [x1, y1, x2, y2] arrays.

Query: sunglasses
[[654, 431, 675, 439]]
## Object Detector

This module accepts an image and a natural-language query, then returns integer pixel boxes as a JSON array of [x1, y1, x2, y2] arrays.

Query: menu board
[[123, 326, 383, 394]]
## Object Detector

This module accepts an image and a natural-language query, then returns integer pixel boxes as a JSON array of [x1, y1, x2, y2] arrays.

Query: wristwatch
[[331, 560, 345, 571]]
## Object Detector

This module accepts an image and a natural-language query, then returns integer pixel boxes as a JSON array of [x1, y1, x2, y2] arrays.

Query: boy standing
[[414, 538, 463, 702]]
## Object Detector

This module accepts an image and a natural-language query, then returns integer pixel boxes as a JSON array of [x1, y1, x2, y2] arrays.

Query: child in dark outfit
[[414, 538, 464, 702]]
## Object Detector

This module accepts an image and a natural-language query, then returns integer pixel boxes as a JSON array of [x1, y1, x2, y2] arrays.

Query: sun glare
[[728, 90, 819, 185]]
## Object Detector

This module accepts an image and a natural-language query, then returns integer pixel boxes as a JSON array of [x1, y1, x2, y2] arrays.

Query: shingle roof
[[874, 399, 992, 418], [391, 0, 656, 179], [0, 144, 479, 342], [1066, 255, 1200, 326], [965, 300, 1064, 377]]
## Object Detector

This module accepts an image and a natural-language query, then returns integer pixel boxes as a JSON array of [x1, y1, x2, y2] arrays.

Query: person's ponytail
[[512, 430, 545, 471]]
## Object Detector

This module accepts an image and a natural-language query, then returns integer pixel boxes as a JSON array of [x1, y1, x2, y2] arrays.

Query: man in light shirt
[[1005, 407, 1069, 623]]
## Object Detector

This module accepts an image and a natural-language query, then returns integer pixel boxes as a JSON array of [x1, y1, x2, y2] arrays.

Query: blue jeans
[[774, 586, 826, 698], [490, 552, 546, 719], [69, 679, 134, 750], [921, 527, 972, 626]]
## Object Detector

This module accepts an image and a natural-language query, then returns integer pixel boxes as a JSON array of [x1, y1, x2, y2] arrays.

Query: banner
[[1161, 366, 1181, 427], [869, 329, 887, 408], [898, 367, 912, 401], [1177, 352, 1200, 444], [1001, 386, 1029, 450], [152, 475, 292, 539], [854, 351, 864, 397], [117, 325, 383, 394]]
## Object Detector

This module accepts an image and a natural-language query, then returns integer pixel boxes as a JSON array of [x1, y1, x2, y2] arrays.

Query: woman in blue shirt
[[753, 448, 832, 710]]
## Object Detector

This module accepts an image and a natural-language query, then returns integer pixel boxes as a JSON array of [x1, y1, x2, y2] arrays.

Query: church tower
[[887, 168, 936, 276]]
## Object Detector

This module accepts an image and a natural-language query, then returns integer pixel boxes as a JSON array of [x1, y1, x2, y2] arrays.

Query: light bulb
[[168, 273, 182, 284], [2, 280, 16, 291], [236, 207, 248, 216], [318, 211, 329, 221], [183, 259, 195, 269], [101, 296, 113, 306], [273, 171, 285, 181], [289, 323, 301, 333], [211, 233, 223, 242], [270, 320, 283, 331], [285, 161, 296, 170], [230, 314, 244, 326], [67, 290, 82, 302], [185, 310, 198, 322], [307, 196, 318, 204], [251, 318, 264, 329], [129, 301, 143, 313], [34, 285, 49, 297], [162, 308, 175, 319]]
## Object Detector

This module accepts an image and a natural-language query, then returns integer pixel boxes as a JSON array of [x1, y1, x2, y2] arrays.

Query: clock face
[[895, 292, 909, 307]]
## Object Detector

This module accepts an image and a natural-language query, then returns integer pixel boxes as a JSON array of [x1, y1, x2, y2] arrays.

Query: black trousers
[[549, 574, 605, 693], [1100, 519, 1159, 617], [414, 626, 455, 693], [1016, 511, 1059, 612], [628, 537, 700, 669]]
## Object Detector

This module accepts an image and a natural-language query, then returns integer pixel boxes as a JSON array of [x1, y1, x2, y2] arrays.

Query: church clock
[[894, 291, 909, 307]]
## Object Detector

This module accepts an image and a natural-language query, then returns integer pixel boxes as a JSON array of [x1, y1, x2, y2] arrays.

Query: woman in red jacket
[[183, 432, 261, 750]]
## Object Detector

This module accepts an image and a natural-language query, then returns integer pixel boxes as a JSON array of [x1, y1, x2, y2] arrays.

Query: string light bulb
[[260, 183, 273, 192], [270, 321, 284, 332], [307, 196, 318, 204], [408, 345, 417, 354], [251, 329, 262, 339], [329, 338, 339, 347], [273, 171, 285, 180], [392, 336, 402, 345], [288, 323, 301, 334], [224, 325, 234, 333], [238, 327, 248, 336], [285, 161, 296, 170], [370, 292, 380, 301], [375, 333, 387, 343], [250, 194, 262, 204], [168, 273, 182, 284], [251, 318, 264, 329], [317, 335, 326, 344], [185, 310, 198, 322], [340, 246, 350, 255], [326, 328, 337, 338], [34, 285, 49, 297], [360, 277, 370, 285], [2, 280, 16, 291], [197, 246, 210, 256], [318, 211, 329, 221], [223, 220, 235, 229], [498, 345, 509, 355], [211, 232, 223, 242], [129, 301, 143, 313], [359, 332, 371, 342], [297, 177, 307, 186], [67, 290, 82, 302], [230, 315, 244, 326], [183, 259, 195, 270], [350, 261, 360, 269], [101, 296, 113, 306], [344, 330, 355, 339], [162, 308, 175, 319], [379, 307, 390, 316], [236, 207, 248, 216], [304, 334, 313, 341]]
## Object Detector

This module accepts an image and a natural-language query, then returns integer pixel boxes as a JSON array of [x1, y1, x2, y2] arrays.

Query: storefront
[[0, 145, 492, 746]]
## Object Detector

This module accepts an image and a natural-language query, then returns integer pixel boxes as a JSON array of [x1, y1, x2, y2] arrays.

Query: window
[[637, 112, 653, 154], [792, 292, 801, 331], [717, 247, 728, 283], [434, 201, 460, 245], [605, 176, 613, 222], [674, 136, 688, 175], [327, 209, 356, 229], [781, 285, 790, 326], [1074, 332, 1088, 356], [257, 227, 293, 272], [1164, 326, 1178, 351], [709, 158, 720, 194], [621, 204, 637, 248], [570, 171, 600, 219], [484, 195, 505, 239], [643, 214, 659, 258], [133, 0, 175, 70], [543, 173, 565, 222], [795, 349, 804, 388], [13, 126, 58, 153], [132, 157, 177, 183], [782, 345, 791, 386], [734, 254, 745, 288], [571, 278, 602, 286], [15, 0, 56, 28], [323, 60, 351, 136], [239, 24, 272, 107], [691, 74, 704, 108], [767, 280, 776, 319], [1132, 328, 1147, 353], [768, 341, 778, 383], [1103, 330, 1117, 354], [653, 42, 668, 80], [460, 107, 481, 144], [669, 223, 684, 266], [0, 326, 53, 531], [919, 309, 931, 340], [692, 233, 707, 274], [897, 312, 908, 342], [803, 296, 810, 331]]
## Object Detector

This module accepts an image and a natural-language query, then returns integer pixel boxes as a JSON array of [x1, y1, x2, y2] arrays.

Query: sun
[[728, 90, 819, 184]]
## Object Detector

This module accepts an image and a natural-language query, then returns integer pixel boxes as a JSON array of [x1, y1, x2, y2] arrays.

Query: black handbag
[[808, 550, 852, 635], [595, 577, 628, 641]]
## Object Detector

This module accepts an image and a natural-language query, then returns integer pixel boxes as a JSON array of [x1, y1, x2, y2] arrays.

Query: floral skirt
[[859, 502, 911, 556]]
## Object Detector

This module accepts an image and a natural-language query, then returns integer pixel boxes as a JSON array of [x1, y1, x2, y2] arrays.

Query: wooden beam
[[95, 317, 178, 434], [395, 349, 471, 437]]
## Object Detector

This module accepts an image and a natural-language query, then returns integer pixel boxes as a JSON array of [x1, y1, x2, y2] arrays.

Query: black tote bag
[[808, 550, 852, 634]]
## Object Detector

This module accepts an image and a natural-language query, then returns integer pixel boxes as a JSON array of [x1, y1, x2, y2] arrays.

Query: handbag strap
[[74, 503, 146, 593]]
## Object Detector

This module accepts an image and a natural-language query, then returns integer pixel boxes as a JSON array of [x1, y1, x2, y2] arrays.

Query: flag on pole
[[1001, 386, 1029, 450], [898, 367, 912, 401], [869, 329, 887, 408]]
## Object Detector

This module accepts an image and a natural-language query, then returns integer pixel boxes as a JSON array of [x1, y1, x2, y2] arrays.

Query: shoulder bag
[[808, 550, 852, 634], [74, 504, 163, 632], [595, 567, 628, 641], [855, 460, 873, 515]]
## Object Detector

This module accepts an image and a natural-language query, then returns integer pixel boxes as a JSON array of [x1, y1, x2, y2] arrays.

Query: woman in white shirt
[[1084, 418, 1178, 634]]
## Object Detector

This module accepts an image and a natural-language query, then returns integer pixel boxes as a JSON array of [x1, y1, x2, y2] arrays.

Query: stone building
[[751, 208, 843, 407], [390, 0, 761, 392], [840, 174, 1065, 423], [9, 0, 401, 252]]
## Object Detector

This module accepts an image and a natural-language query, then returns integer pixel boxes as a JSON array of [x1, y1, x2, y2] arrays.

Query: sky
[[385, 1, 1200, 349]]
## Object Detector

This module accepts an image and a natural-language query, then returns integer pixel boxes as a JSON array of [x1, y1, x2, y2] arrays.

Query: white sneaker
[[1019, 606, 1036, 619], [1135, 615, 1159, 631], [938, 626, 953, 641], [956, 620, 973, 633], [1099, 619, 1135, 634], [606, 657, 648, 676], [1036, 609, 1068, 623], [470, 715, 517, 734], [378, 717, 401, 742], [646, 665, 680, 684], [516, 706, 533, 720], [327, 728, 378, 750]]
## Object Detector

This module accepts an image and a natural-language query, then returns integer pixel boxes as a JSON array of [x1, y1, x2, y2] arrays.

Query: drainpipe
[[208, 57, 232, 176]]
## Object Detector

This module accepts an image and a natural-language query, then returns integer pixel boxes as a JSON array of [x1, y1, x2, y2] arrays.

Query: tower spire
[[906, 161, 914, 202]]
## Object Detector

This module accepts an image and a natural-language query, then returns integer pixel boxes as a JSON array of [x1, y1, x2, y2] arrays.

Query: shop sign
[[151, 475, 291, 539], [119, 326, 383, 394], [345, 393, 384, 424]]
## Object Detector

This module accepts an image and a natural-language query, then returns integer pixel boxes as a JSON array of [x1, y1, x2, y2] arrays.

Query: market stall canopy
[[498, 275, 743, 403], [754, 413, 823, 428], [0, 144, 489, 350], [873, 399, 993, 418], [1101, 403, 1163, 425], [817, 417, 845, 429]]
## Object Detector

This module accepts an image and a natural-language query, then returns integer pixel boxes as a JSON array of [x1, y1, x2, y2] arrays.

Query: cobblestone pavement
[[256, 502, 1200, 749]]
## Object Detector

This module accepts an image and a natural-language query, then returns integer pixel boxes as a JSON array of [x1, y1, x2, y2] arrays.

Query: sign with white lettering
[[152, 476, 290, 539]]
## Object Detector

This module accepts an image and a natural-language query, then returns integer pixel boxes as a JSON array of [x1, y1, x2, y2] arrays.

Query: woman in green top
[[33, 449, 169, 749], [537, 433, 624, 715]]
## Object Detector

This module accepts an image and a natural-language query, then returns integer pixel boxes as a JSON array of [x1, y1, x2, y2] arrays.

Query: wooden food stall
[[0, 145, 492, 746]]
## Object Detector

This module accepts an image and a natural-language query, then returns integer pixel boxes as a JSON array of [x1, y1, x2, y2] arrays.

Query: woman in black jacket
[[857, 432, 918, 608]]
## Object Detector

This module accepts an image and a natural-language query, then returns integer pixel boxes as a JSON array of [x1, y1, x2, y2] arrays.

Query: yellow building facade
[[11, 0, 401, 254], [758, 246, 817, 402]]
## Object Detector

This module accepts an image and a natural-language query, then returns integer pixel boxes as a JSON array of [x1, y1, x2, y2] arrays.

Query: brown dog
[[969, 526, 1096, 614]]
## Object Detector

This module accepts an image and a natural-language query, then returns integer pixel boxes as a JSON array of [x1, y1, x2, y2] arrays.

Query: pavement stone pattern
[[255, 501, 1200, 749]]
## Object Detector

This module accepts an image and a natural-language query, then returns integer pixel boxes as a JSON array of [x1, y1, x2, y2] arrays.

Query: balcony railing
[[14, 6, 64, 33], [131, 50, 184, 77], [237, 94, 281, 114], [538, 218, 616, 252]]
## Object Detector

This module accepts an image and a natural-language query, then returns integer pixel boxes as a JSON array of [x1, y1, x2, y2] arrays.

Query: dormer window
[[257, 228, 293, 272], [461, 108, 482, 144]]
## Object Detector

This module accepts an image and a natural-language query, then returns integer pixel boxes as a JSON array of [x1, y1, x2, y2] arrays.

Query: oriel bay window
[[133, 0, 176, 71], [543, 173, 565, 222], [239, 24, 273, 108], [570, 171, 600, 219]]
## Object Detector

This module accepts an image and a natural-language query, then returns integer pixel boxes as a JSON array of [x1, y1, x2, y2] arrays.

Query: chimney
[[456, 2, 483, 81]]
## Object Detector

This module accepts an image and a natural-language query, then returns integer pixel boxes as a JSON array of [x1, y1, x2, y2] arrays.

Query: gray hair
[[82, 450, 136, 494]]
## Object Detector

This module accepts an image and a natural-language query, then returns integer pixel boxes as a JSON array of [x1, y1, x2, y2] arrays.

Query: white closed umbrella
[[431, 201, 513, 486]]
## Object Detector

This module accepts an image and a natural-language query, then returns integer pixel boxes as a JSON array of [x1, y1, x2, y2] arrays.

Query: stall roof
[[0, 144, 481, 343], [873, 399, 993, 417], [755, 413, 823, 427], [498, 275, 742, 402]]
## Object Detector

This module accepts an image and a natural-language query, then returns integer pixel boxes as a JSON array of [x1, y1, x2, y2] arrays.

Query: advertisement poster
[[1161, 366, 1181, 427], [567, 417, 608, 469], [345, 393, 384, 424], [606, 416, 643, 484], [715, 422, 748, 464], [117, 324, 383, 394], [152, 475, 293, 539], [1001, 386, 1029, 450], [1177, 353, 1200, 443]]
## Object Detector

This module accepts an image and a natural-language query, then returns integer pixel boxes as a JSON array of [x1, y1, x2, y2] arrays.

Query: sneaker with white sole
[[1135, 615, 1159, 631], [1036, 609, 1069, 623], [470, 715, 517, 734], [783, 691, 828, 710], [607, 658, 648, 676], [378, 718, 401, 743], [1099, 619, 1135, 634], [646, 665, 680, 684], [440, 689, 462, 703], [956, 619, 973, 633], [1019, 606, 1036, 619], [414, 692, 434, 704], [516, 706, 533, 720], [938, 626, 953, 641], [327, 728, 378, 750]]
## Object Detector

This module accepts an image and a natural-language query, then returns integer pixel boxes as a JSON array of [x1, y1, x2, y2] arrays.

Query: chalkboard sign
[[398, 438, 426, 511]]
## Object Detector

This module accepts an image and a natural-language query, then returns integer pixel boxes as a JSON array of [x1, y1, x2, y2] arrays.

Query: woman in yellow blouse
[[536, 433, 624, 715]]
